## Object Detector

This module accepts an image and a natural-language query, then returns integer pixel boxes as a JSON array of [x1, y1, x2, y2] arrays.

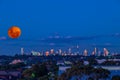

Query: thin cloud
[[41, 33, 120, 43], [0, 36, 7, 40]]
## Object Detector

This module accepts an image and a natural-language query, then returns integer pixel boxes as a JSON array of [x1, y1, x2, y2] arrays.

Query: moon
[[8, 26, 21, 38]]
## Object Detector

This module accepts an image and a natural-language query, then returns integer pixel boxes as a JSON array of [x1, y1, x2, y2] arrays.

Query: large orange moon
[[8, 26, 21, 38]]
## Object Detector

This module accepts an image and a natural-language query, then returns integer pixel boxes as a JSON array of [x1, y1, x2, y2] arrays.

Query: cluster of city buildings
[[20, 47, 112, 57]]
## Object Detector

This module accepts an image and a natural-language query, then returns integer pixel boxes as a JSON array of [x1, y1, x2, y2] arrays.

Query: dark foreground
[[0, 55, 120, 80]]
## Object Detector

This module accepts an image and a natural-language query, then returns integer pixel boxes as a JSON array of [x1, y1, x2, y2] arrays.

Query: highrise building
[[58, 49, 62, 55], [92, 47, 97, 56], [103, 48, 109, 56], [68, 48, 72, 54], [84, 49, 88, 56], [21, 48, 24, 55], [50, 49, 54, 54], [92, 51, 95, 55], [45, 51, 49, 56], [76, 45, 80, 53], [94, 47, 97, 54]]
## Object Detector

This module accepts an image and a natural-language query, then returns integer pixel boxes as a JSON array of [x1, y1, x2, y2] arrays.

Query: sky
[[0, 0, 120, 38], [0, 0, 120, 55]]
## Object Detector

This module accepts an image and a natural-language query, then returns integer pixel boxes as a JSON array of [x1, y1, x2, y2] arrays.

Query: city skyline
[[0, 0, 120, 80], [0, 33, 120, 55], [0, 0, 120, 55]]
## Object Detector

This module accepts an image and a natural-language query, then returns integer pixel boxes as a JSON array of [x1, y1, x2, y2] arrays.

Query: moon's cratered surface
[[8, 26, 21, 38]]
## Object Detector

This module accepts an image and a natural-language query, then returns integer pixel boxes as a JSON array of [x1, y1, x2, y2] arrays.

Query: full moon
[[8, 26, 21, 38]]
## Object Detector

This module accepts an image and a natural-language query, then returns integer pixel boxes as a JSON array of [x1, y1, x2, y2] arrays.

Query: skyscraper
[[94, 47, 97, 54], [58, 49, 62, 55], [92, 47, 97, 56], [45, 51, 49, 56], [50, 49, 54, 54], [84, 49, 88, 56], [92, 51, 95, 55], [21, 48, 24, 55], [68, 48, 72, 54], [103, 48, 109, 56]]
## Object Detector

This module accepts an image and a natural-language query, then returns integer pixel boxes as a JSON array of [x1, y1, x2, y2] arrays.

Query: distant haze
[[0, 0, 120, 55], [0, 34, 120, 55]]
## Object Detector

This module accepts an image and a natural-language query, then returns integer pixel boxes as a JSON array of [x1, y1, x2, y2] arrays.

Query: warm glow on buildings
[[84, 49, 88, 56], [46, 51, 49, 56], [94, 47, 97, 54], [103, 48, 109, 56], [91, 48, 97, 56], [92, 51, 95, 55], [50, 49, 54, 54], [59, 49, 62, 54]]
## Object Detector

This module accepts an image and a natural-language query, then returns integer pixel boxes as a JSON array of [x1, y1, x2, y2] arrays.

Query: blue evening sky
[[1, 0, 120, 55], [0, 0, 120, 39]]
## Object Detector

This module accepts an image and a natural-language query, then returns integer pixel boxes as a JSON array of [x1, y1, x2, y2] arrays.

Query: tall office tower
[[58, 49, 62, 55], [21, 48, 24, 55], [84, 49, 88, 56], [50, 49, 54, 54], [94, 47, 97, 54], [92, 51, 95, 55], [92, 47, 97, 56], [68, 48, 72, 54], [103, 48, 109, 56], [45, 51, 49, 56], [76, 45, 80, 54]]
